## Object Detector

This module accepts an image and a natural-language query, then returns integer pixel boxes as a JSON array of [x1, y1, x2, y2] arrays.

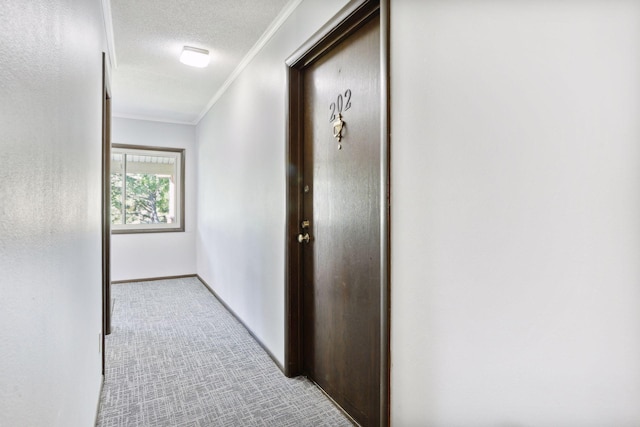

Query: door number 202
[[329, 89, 352, 122]]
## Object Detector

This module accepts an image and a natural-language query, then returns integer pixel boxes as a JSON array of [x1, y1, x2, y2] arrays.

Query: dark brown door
[[301, 15, 381, 427]]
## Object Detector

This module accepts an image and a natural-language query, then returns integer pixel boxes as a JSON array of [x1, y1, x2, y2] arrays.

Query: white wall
[[0, 1, 108, 426], [391, 1, 640, 425], [110, 118, 197, 281], [196, 0, 350, 364]]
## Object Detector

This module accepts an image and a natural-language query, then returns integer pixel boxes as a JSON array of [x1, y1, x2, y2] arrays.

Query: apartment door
[[300, 14, 381, 426]]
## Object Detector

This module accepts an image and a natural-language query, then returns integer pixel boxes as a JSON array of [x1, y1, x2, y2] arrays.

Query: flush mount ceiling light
[[180, 46, 210, 68]]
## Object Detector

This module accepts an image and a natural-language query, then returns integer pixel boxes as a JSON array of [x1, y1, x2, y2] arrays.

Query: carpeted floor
[[96, 277, 353, 427]]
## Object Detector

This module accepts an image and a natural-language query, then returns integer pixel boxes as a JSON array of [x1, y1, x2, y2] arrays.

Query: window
[[111, 144, 185, 233]]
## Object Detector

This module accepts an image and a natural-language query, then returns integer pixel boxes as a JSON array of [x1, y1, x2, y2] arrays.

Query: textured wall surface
[[0, 1, 107, 425], [110, 118, 197, 282], [196, 0, 350, 365], [391, 1, 640, 425]]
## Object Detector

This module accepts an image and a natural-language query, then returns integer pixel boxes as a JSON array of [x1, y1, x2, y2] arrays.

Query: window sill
[[111, 226, 185, 235]]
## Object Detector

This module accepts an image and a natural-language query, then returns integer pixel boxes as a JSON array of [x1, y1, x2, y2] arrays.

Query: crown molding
[[195, 0, 304, 124]]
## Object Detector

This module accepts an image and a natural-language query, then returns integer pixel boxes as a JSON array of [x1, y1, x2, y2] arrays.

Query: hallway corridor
[[96, 278, 352, 426]]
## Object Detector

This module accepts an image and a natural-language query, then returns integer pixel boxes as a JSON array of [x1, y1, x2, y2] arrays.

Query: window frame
[[111, 143, 185, 234]]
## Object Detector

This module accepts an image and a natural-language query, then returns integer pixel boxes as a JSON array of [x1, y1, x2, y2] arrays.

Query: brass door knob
[[297, 233, 310, 243]]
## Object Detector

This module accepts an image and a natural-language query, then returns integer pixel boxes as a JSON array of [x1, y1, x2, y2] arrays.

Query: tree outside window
[[111, 145, 184, 233]]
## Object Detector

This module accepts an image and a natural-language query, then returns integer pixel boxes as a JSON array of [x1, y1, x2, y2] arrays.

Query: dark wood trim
[[196, 275, 286, 373], [111, 274, 197, 284], [111, 143, 186, 234], [284, 64, 304, 378], [310, 378, 360, 426], [101, 52, 112, 377], [379, 0, 391, 424], [284, 1, 391, 425], [286, 0, 379, 68]]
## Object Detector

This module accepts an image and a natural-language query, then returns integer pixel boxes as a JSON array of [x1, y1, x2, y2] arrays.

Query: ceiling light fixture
[[180, 46, 210, 68]]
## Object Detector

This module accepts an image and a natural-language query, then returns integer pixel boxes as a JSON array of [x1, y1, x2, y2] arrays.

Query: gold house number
[[329, 89, 352, 149]]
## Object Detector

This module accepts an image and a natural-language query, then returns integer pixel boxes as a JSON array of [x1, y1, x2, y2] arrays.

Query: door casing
[[284, 0, 390, 424], [102, 52, 112, 375]]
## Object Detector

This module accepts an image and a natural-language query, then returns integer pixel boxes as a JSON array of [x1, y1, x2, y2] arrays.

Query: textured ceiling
[[109, 0, 292, 124]]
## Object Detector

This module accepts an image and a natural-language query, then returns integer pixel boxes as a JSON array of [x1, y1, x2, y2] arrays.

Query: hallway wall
[[196, 0, 350, 364], [390, 0, 640, 425], [0, 0, 109, 425], [110, 118, 197, 281], [195, 0, 640, 424]]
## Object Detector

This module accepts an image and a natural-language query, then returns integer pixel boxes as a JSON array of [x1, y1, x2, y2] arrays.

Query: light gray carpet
[[96, 277, 353, 427]]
